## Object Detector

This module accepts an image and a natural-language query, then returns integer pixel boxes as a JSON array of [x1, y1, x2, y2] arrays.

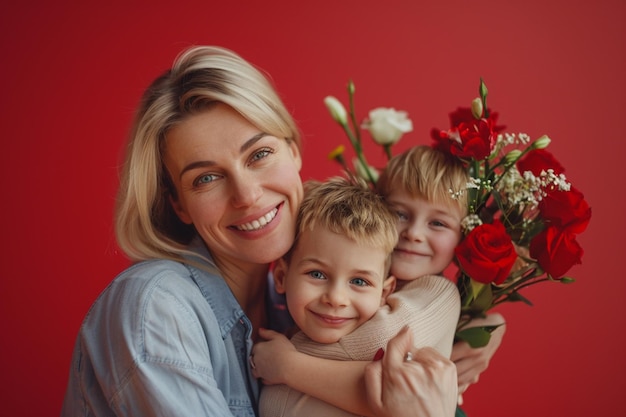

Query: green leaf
[[472, 281, 493, 312], [456, 406, 468, 417], [456, 326, 491, 348], [507, 291, 534, 306], [470, 280, 485, 301], [559, 277, 576, 284], [456, 324, 503, 348]]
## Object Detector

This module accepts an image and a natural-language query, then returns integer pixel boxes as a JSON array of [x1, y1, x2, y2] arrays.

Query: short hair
[[115, 46, 302, 264], [376, 145, 469, 215], [286, 177, 399, 273]]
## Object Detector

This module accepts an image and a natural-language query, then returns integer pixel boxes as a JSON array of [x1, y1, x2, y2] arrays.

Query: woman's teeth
[[236, 208, 278, 231]]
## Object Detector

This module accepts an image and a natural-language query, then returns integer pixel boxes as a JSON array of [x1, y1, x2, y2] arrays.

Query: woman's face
[[164, 103, 303, 268]]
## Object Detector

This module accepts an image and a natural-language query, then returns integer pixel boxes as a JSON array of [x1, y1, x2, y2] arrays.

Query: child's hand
[[250, 328, 298, 385], [451, 313, 506, 402]]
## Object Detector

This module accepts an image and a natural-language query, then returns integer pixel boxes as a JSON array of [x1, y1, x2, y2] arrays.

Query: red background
[[1, 1, 624, 416]]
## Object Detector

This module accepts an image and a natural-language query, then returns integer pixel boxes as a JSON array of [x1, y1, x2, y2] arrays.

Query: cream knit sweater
[[259, 274, 461, 417]]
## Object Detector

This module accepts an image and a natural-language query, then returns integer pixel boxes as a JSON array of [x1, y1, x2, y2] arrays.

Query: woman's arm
[[253, 278, 461, 416], [365, 327, 458, 417]]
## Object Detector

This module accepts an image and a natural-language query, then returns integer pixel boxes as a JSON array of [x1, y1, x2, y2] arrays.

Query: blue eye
[[308, 270, 326, 280], [250, 148, 272, 163], [194, 174, 219, 186], [396, 211, 408, 221], [431, 220, 447, 228], [350, 278, 369, 287]]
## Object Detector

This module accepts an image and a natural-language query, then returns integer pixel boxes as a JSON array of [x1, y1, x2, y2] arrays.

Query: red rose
[[517, 149, 565, 176], [530, 226, 583, 278], [448, 107, 477, 127], [540, 186, 591, 234], [431, 107, 505, 161], [448, 107, 505, 132], [455, 220, 518, 285]]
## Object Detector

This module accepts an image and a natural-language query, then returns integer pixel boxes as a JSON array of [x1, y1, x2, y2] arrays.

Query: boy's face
[[274, 226, 394, 344], [386, 189, 463, 281]]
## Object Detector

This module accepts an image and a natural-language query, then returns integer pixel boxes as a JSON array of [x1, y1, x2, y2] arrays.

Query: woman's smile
[[232, 205, 280, 231]]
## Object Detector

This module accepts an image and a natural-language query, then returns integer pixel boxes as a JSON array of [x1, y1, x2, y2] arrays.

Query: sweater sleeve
[[338, 275, 461, 360]]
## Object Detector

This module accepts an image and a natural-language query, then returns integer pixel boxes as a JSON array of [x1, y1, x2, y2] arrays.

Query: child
[[376, 145, 468, 287], [258, 147, 467, 417]]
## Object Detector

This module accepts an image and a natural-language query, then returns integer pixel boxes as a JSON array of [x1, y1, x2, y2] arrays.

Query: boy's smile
[[273, 226, 394, 344]]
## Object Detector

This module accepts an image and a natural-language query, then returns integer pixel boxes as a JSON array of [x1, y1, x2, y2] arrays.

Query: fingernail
[[373, 348, 385, 361]]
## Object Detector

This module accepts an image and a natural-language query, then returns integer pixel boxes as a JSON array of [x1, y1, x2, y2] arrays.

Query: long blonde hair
[[115, 46, 302, 265]]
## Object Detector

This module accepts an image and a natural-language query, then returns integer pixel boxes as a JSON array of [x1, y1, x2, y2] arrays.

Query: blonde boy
[[259, 152, 466, 416], [376, 145, 469, 285]]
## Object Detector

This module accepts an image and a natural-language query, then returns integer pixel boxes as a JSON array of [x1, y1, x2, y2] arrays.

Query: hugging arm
[[253, 328, 457, 417], [253, 328, 373, 416], [452, 312, 506, 400]]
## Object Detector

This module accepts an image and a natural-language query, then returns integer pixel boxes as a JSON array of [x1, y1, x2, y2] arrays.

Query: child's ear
[[273, 258, 289, 294], [380, 275, 397, 306]]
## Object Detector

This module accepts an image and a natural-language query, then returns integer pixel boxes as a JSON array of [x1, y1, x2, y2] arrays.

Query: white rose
[[363, 107, 413, 145]]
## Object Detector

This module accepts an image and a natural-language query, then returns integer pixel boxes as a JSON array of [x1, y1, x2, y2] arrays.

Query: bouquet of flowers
[[324, 79, 591, 348]]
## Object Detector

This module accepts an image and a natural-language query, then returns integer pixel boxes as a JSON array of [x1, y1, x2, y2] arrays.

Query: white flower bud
[[363, 107, 413, 146], [324, 96, 348, 126], [504, 149, 522, 164], [471, 97, 483, 119], [353, 158, 379, 183], [532, 135, 551, 150]]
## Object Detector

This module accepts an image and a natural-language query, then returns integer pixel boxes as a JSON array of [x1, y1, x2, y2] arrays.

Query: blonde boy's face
[[274, 226, 394, 344], [386, 189, 463, 281]]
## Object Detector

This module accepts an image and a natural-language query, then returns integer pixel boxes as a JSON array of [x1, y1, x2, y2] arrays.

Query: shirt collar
[[182, 237, 249, 339]]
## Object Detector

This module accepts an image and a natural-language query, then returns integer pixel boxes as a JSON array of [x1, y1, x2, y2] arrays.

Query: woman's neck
[[214, 257, 269, 340]]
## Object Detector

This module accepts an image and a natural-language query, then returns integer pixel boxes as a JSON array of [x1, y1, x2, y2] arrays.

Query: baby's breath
[[461, 214, 483, 234], [449, 188, 465, 200], [325, 77, 589, 350]]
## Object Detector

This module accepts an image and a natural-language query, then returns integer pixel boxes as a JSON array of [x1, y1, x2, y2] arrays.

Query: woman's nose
[[230, 174, 262, 208]]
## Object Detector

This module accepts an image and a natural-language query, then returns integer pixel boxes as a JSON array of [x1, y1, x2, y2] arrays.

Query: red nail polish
[[373, 348, 385, 361]]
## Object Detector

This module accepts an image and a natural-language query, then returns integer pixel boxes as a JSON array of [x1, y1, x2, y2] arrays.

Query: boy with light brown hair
[[257, 152, 465, 416]]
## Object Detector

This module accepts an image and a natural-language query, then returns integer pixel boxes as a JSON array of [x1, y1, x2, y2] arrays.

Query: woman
[[61, 45, 303, 417], [60, 45, 489, 417]]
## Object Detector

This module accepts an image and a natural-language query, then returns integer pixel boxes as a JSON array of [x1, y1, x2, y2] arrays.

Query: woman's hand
[[251, 328, 298, 385], [452, 313, 506, 401], [364, 326, 458, 417]]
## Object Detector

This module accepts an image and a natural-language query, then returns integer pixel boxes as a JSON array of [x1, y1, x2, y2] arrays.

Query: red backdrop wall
[[1, 1, 624, 416]]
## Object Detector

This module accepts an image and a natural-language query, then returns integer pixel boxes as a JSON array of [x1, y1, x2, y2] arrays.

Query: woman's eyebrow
[[179, 132, 270, 179], [240, 132, 269, 153]]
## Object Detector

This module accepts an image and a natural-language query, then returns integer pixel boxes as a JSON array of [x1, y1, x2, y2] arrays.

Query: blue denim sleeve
[[108, 273, 237, 416], [61, 260, 256, 417]]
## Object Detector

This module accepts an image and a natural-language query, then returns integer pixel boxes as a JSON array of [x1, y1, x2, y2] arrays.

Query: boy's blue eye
[[350, 277, 369, 287], [308, 270, 325, 280], [431, 220, 447, 228], [396, 211, 408, 221]]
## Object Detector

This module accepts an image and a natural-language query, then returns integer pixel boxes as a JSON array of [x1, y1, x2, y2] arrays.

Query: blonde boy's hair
[[286, 177, 398, 272], [376, 145, 469, 215]]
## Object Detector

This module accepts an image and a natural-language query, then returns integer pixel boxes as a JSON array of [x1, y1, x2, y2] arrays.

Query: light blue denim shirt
[[61, 240, 264, 417]]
